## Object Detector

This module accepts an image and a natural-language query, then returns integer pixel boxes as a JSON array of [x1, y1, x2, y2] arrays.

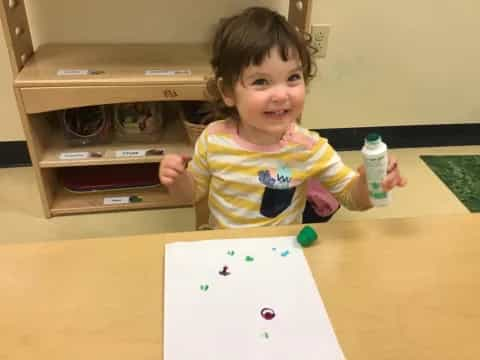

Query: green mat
[[420, 155, 480, 212]]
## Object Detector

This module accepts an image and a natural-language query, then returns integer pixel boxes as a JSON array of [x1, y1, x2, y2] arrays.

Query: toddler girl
[[159, 7, 406, 228]]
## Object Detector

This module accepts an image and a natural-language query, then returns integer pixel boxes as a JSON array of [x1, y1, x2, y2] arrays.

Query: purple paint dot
[[219, 265, 230, 276], [261, 307, 276, 320]]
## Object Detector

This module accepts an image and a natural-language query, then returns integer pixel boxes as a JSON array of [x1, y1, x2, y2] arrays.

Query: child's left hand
[[357, 155, 407, 192], [381, 155, 407, 191]]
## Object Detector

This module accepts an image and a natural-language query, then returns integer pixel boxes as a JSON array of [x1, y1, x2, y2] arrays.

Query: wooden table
[[1, 214, 480, 359]]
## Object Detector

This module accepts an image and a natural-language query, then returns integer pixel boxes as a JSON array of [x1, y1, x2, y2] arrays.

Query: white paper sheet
[[164, 236, 345, 360]]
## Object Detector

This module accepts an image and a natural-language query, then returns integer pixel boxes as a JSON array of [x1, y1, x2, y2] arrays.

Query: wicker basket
[[181, 101, 217, 144], [183, 120, 206, 145]]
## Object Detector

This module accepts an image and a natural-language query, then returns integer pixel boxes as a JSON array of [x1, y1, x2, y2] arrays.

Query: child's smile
[[264, 109, 290, 118], [262, 106, 292, 119]]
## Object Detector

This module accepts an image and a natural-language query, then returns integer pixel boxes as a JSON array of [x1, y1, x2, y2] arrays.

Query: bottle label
[[369, 183, 388, 199], [364, 155, 388, 201]]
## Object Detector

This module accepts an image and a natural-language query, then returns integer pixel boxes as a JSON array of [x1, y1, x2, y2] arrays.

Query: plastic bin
[[61, 105, 113, 146], [114, 102, 164, 142]]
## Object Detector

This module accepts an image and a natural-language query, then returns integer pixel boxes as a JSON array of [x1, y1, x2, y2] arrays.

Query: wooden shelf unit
[[32, 106, 192, 168], [51, 186, 191, 216], [16, 43, 211, 113], [0, 0, 312, 217]]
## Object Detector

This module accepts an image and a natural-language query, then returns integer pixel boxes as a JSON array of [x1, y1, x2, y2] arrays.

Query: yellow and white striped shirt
[[188, 120, 357, 229]]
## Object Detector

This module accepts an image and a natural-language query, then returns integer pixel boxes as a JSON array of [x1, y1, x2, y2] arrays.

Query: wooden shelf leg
[[0, 0, 34, 75], [287, 0, 312, 33]]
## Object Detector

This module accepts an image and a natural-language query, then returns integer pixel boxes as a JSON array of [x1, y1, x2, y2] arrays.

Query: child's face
[[222, 47, 306, 145]]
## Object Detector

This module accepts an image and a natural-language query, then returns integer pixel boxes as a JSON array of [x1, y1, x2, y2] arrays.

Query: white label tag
[[57, 69, 90, 76], [104, 196, 130, 205], [59, 152, 90, 160], [115, 149, 147, 158], [145, 69, 191, 76]]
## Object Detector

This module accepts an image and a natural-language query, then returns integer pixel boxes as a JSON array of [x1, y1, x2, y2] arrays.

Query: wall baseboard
[[0, 141, 31, 168], [1, 123, 479, 168], [315, 123, 480, 151]]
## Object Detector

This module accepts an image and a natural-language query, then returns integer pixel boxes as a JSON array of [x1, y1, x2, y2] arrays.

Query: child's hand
[[357, 155, 407, 192], [159, 154, 191, 186], [382, 155, 407, 191]]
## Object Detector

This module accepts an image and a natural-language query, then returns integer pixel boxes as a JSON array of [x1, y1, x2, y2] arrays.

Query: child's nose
[[271, 85, 289, 102]]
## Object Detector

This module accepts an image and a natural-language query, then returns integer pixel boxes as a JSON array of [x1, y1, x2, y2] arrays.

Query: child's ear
[[217, 78, 235, 107]]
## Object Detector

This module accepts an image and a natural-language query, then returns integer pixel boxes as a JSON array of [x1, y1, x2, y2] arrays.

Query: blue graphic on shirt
[[258, 165, 296, 218], [258, 166, 292, 189]]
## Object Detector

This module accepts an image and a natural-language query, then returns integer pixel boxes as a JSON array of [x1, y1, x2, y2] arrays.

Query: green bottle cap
[[297, 225, 318, 247], [366, 133, 381, 144]]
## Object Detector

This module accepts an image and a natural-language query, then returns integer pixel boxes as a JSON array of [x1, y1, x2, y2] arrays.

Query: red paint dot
[[261, 308, 275, 320]]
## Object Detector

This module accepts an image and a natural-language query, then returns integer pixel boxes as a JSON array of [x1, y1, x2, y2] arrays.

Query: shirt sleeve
[[309, 136, 360, 210], [187, 127, 211, 203]]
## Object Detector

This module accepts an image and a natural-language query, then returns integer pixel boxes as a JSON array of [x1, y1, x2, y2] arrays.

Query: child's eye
[[288, 73, 303, 82], [252, 78, 269, 86]]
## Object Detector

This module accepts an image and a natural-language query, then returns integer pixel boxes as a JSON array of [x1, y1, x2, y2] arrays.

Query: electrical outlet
[[310, 24, 330, 58]]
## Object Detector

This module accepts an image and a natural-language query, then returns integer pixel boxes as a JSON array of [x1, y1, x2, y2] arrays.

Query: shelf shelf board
[[39, 115, 193, 168], [15, 43, 212, 88], [50, 186, 191, 216]]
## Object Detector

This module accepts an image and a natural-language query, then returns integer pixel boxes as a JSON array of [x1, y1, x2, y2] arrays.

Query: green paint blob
[[245, 256, 254, 262]]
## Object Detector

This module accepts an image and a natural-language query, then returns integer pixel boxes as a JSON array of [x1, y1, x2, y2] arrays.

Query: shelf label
[[59, 152, 90, 160], [115, 149, 164, 158], [59, 151, 103, 160], [104, 196, 130, 205], [57, 69, 104, 76], [145, 69, 191, 76], [115, 149, 147, 158], [103, 196, 143, 205]]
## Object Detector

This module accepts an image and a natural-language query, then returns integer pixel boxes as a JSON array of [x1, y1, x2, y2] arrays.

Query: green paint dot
[[227, 250, 235, 256], [245, 256, 254, 262], [200, 284, 209, 291]]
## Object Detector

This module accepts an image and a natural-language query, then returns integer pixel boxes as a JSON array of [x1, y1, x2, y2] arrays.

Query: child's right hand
[[159, 154, 191, 186]]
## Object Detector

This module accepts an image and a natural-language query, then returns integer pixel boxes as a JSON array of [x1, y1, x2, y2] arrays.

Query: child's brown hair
[[207, 6, 317, 120]]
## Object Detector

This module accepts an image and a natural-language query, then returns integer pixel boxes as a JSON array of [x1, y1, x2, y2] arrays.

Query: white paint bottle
[[361, 133, 391, 206]]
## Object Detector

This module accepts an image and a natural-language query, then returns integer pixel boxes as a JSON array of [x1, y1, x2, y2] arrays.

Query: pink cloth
[[306, 179, 340, 217]]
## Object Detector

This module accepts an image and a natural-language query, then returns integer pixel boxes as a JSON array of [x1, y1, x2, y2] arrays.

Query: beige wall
[[1, 0, 479, 141], [305, 0, 480, 128], [24, 0, 288, 45]]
